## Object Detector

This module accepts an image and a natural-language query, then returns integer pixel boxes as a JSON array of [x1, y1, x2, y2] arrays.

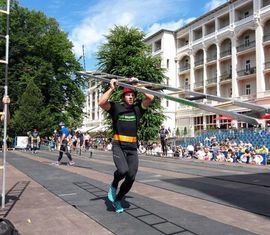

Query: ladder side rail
[[86, 71, 181, 91], [185, 91, 267, 113], [87, 71, 268, 112], [78, 71, 259, 125]]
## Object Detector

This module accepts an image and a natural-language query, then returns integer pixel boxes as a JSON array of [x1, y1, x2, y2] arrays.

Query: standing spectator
[[84, 133, 90, 150], [26, 131, 32, 151], [99, 78, 154, 213], [31, 128, 40, 154], [55, 122, 75, 166], [159, 125, 168, 157]]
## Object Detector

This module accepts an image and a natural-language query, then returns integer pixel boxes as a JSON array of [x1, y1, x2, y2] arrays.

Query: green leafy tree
[[176, 127, 180, 137], [0, 0, 85, 136], [11, 77, 47, 135], [97, 25, 166, 141], [183, 126, 187, 136]]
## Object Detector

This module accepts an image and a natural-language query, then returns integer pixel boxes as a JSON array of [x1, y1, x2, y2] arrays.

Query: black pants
[[32, 140, 39, 152], [111, 142, 138, 201], [161, 138, 167, 156], [58, 140, 72, 162]]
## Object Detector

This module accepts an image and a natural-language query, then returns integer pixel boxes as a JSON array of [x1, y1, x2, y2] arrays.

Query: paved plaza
[[1, 149, 270, 235]]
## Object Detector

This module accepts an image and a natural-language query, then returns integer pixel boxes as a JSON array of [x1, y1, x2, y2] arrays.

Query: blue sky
[[19, 0, 226, 70]]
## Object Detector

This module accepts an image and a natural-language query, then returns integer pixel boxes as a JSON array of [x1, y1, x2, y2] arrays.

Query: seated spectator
[[106, 142, 112, 151], [204, 147, 212, 161], [226, 154, 234, 163], [240, 149, 251, 164], [195, 147, 205, 160], [256, 145, 269, 155], [174, 146, 182, 158], [139, 144, 146, 154], [187, 144, 195, 158], [216, 151, 225, 162]]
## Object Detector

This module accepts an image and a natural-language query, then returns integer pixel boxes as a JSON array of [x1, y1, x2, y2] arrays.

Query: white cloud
[[205, 0, 226, 11], [146, 17, 196, 37], [69, 0, 190, 64]]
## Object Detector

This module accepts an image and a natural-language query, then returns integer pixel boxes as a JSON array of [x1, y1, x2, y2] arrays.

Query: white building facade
[[81, 80, 104, 133], [144, 0, 270, 136], [144, 30, 177, 133]]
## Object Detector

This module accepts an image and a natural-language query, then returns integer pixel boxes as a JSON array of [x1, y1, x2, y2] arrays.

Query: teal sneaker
[[108, 185, 117, 202], [113, 200, 124, 213]]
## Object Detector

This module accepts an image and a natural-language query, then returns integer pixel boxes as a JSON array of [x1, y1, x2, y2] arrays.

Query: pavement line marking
[[138, 179, 161, 183], [58, 193, 77, 197]]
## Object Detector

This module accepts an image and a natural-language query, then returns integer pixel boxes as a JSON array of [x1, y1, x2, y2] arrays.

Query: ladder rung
[[0, 59, 7, 64]]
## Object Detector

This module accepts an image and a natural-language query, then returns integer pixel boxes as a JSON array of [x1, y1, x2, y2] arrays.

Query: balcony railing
[[237, 67, 256, 76], [265, 61, 270, 69], [179, 64, 190, 72], [262, 0, 270, 7], [220, 49, 231, 58], [194, 59, 203, 66], [206, 77, 217, 85], [238, 14, 251, 21], [179, 84, 190, 90], [264, 34, 270, 42], [194, 81, 204, 88], [236, 40, 255, 52], [207, 55, 217, 62], [220, 72, 232, 81]]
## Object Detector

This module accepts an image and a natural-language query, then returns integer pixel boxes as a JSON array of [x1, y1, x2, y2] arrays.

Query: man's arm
[[141, 89, 154, 109], [98, 79, 117, 111], [1, 95, 10, 123]]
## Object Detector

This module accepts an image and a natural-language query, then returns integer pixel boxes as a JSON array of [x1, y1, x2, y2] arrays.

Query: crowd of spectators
[[140, 135, 269, 165]]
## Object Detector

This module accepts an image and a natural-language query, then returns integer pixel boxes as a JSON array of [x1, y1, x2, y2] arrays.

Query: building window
[[154, 39, 161, 52], [244, 35, 250, 47], [167, 59, 169, 69], [245, 84, 251, 95], [245, 60, 251, 72], [194, 116, 203, 131], [185, 78, 189, 89], [166, 100, 169, 107]]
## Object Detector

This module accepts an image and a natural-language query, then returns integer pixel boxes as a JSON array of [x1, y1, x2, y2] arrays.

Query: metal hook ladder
[[77, 70, 265, 126], [0, 0, 10, 209]]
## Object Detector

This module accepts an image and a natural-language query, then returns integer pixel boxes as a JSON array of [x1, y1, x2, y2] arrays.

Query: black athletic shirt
[[108, 101, 145, 147]]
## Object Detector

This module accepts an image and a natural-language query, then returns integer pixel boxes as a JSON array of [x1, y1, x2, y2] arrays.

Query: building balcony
[[194, 81, 204, 88], [265, 61, 270, 69], [262, 0, 270, 8], [264, 34, 270, 43], [236, 40, 255, 52], [207, 55, 217, 63], [194, 59, 204, 67], [220, 72, 232, 82], [237, 67, 256, 77], [220, 49, 231, 58], [179, 64, 190, 73], [206, 77, 217, 86], [179, 84, 190, 90]]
